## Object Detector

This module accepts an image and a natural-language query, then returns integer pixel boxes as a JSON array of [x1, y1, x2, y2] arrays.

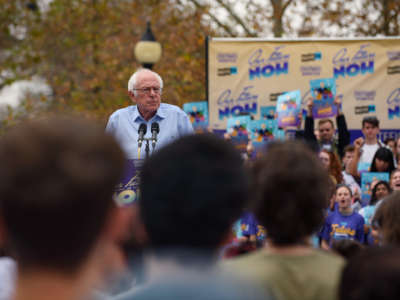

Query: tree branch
[[214, 0, 257, 36], [282, 0, 293, 12], [182, 0, 238, 36]]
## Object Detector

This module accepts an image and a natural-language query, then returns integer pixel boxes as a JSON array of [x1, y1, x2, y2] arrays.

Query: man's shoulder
[[308, 248, 346, 264], [159, 103, 186, 115], [223, 248, 344, 265], [115, 272, 267, 300], [221, 248, 345, 283], [109, 106, 135, 118], [221, 249, 271, 271]]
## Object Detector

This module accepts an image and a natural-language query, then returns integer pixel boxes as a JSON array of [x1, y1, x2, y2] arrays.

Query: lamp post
[[134, 21, 162, 69]]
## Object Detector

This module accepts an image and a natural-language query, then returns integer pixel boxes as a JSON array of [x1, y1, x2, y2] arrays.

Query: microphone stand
[[142, 137, 157, 159], [144, 138, 150, 159]]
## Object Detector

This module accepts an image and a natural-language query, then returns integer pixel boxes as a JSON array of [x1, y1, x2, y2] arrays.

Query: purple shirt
[[240, 212, 258, 236], [240, 212, 266, 242], [322, 210, 365, 245]]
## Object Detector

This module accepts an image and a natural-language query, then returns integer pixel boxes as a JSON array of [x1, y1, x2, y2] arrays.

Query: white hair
[[127, 68, 164, 96]]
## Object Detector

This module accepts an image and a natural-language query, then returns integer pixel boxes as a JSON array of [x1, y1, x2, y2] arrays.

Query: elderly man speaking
[[106, 69, 193, 159]]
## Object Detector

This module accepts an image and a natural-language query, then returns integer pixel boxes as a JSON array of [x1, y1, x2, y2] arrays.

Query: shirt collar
[[131, 105, 166, 123]]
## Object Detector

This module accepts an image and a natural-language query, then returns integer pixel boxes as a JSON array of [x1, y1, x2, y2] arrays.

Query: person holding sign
[[304, 96, 350, 159], [373, 191, 400, 245]]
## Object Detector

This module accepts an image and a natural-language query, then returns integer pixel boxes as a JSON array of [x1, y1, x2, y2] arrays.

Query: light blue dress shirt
[[106, 103, 194, 159]]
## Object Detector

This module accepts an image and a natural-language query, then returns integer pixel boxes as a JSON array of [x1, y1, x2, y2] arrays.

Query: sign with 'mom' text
[[207, 37, 400, 139]]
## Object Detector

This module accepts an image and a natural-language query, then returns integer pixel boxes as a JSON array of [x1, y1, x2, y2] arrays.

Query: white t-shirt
[[359, 143, 380, 165]]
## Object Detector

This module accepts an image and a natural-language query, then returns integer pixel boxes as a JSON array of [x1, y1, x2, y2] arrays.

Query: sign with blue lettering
[[208, 38, 400, 132]]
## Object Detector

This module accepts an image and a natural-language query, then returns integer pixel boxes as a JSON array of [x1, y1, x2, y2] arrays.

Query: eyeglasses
[[134, 87, 162, 94]]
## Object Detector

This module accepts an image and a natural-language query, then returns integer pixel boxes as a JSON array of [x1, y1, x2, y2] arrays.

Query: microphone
[[151, 122, 160, 148], [138, 123, 147, 148]]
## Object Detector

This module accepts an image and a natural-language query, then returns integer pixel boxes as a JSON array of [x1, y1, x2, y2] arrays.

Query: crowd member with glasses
[[106, 68, 193, 159], [304, 96, 350, 159]]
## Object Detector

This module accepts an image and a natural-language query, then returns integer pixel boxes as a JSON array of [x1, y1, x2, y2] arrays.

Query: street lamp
[[134, 21, 162, 69]]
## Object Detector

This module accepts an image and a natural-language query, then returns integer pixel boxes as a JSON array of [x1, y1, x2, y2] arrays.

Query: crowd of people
[[0, 69, 400, 300]]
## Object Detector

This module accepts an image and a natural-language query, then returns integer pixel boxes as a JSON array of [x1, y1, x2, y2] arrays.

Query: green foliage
[[0, 0, 212, 129]]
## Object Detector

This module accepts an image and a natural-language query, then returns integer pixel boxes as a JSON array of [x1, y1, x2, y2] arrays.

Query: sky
[[0, 0, 52, 108], [0, 78, 51, 108]]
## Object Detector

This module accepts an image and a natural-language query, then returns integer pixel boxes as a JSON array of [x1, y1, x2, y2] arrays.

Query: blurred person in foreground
[[339, 246, 400, 300], [0, 117, 129, 300], [372, 191, 400, 245], [330, 239, 364, 260], [114, 134, 269, 300], [222, 141, 345, 300]]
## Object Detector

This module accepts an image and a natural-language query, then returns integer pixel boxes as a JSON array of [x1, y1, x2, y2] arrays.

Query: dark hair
[[336, 184, 353, 197], [370, 147, 395, 173], [384, 137, 395, 145], [373, 191, 400, 245], [370, 181, 391, 206], [362, 116, 379, 128], [139, 134, 249, 249], [0, 117, 125, 273], [331, 239, 363, 260], [343, 144, 355, 154], [339, 246, 400, 300], [252, 141, 330, 246]]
